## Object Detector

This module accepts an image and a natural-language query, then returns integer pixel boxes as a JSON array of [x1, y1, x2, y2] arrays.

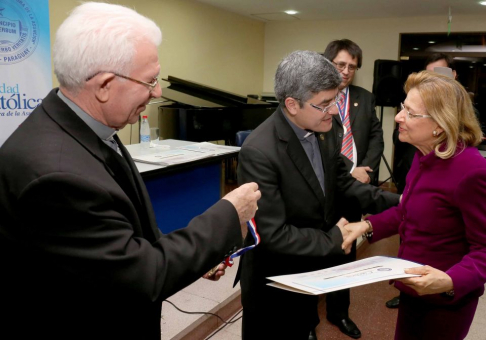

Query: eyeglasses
[[332, 61, 359, 73], [308, 95, 343, 114], [86, 72, 159, 93], [399, 103, 432, 120]]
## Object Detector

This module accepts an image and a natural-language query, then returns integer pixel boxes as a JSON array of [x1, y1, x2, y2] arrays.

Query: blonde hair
[[404, 71, 483, 159]]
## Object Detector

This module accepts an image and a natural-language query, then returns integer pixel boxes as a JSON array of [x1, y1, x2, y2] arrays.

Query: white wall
[[47, 0, 486, 175], [48, 0, 265, 144], [263, 14, 486, 180]]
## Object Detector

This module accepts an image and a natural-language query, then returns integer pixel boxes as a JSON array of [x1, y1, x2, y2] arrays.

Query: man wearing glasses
[[0, 3, 260, 339], [236, 50, 398, 340], [321, 39, 385, 339]]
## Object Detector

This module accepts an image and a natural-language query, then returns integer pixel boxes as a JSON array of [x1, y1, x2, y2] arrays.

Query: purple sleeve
[[366, 204, 403, 243], [446, 168, 486, 301]]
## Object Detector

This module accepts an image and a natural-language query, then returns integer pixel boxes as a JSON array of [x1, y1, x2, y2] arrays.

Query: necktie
[[338, 90, 353, 162]]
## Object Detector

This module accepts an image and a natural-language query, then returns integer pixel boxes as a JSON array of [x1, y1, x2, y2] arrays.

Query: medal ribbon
[[224, 218, 260, 267]]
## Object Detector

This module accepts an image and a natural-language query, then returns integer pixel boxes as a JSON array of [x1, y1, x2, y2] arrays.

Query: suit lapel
[[333, 113, 343, 128], [348, 85, 360, 127], [116, 136, 159, 239], [42, 89, 158, 241], [274, 108, 326, 209], [318, 132, 341, 219]]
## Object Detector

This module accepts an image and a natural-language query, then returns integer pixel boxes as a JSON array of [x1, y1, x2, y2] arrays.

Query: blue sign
[[0, 0, 51, 146]]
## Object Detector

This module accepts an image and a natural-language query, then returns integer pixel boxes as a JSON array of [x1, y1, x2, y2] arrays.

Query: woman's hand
[[397, 265, 454, 296], [341, 220, 369, 252]]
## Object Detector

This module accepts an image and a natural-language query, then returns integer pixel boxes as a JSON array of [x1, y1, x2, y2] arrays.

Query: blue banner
[[0, 0, 51, 146]]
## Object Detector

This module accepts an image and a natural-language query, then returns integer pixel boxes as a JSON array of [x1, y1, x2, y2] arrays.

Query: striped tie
[[338, 91, 353, 162]]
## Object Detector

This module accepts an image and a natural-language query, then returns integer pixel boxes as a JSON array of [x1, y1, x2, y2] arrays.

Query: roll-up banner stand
[[0, 0, 52, 147]]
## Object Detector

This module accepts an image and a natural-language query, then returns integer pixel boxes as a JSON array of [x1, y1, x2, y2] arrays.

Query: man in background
[[393, 52, 457, 194], [237, 50, 398, 340], [322, 39, 384, 339], [425, 53, 481, 123], [0, 3, 260, 339], [425, 52, 457, 79]]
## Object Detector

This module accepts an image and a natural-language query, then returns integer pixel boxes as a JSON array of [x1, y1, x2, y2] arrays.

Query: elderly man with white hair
[[0, 2, 260, 339]]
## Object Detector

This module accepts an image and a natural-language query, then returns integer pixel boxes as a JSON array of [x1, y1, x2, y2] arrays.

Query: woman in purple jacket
[[347, 71, 486, 339]]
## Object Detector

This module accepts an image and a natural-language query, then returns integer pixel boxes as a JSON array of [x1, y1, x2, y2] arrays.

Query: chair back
[[235, 130, 252, 147]]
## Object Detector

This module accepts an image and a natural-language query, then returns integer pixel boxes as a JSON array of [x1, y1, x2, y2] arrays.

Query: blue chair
[[235, 130, 252, 147], [230, 130, 253, 182]]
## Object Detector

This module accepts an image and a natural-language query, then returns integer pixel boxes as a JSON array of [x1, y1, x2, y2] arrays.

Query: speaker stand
[[378, 106, 397, 188]]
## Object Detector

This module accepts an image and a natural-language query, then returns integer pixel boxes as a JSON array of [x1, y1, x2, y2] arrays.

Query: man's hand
[[203, 263, 228, 281], [336, 218, 352, 254], [397, 265, 454, 296], [341, 221, 369, 253], [240, 222, 248, 240], [223, 182, 261, 237], [351, 166, 373, 184]]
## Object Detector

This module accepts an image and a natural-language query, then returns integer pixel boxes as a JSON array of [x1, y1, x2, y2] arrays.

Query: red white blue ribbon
[[224, 218, 260, 267]]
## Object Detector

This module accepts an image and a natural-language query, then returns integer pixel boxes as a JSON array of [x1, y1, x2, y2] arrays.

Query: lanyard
[[338, 87, 349, 122], [224, 218, 260, 267], [338, 87, 349, 134], [206, 218, 260, 276]]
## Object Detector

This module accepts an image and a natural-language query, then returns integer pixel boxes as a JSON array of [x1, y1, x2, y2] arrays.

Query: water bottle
[[140, 115, 150, 148]]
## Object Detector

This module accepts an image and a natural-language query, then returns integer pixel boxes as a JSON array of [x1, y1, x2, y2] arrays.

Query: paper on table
[[131, 149, 212, 166], [132, 142, 240, 166], [267, 256, 423, 295], [177, 142, 240, 155]]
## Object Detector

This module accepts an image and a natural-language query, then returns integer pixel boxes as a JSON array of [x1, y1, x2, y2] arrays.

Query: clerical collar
[[57, 89, 117, 141], [303, 130, 314, 138], [282, 109, 314, 141]]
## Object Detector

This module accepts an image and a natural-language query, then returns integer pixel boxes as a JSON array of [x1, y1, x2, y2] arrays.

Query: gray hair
[[53, 2, 162, 92], [274, 50, 342, 106]]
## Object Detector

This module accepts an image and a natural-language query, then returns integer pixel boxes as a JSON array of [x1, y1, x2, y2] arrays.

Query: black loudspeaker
[[372, 60, 403, 107]]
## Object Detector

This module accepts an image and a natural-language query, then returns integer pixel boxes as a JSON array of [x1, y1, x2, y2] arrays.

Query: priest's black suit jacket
[[0, 89, 242, 339], [236, 106, 398, 338]]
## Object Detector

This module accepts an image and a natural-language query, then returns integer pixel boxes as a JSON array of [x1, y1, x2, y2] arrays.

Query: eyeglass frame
[[332, 61, 359, 73], [85, 71, 159, 93], [307, 94, 343, 114], [399, 102, 432, 120]]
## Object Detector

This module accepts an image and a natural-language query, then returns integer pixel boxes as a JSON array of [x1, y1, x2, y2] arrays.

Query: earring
[[433, 130, 438, 137]]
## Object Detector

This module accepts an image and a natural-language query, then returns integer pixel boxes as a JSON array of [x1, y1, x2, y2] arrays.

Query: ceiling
[[194, 0, 486, 22]]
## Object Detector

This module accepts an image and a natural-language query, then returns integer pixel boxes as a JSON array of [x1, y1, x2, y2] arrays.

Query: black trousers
[[241, 276, 320, 340], [325, 239, 357, 319]]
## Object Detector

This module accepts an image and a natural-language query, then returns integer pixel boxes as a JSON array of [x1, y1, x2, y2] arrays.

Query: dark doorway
[[399, 32, 486, 130], [390, 32, 486, 191]]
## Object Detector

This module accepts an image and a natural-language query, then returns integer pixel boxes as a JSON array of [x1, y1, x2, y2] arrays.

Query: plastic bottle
[[140, 115, 150, 148]]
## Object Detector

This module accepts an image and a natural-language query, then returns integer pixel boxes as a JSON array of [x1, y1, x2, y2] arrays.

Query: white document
[[267, 256, 422, 295], [131, 149, 212, 166], [131, 142, 240, 166], [177, 142, 240, 155]]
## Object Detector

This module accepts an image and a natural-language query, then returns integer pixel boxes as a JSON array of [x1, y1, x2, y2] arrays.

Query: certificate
[[267, 256, 422, 295]]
